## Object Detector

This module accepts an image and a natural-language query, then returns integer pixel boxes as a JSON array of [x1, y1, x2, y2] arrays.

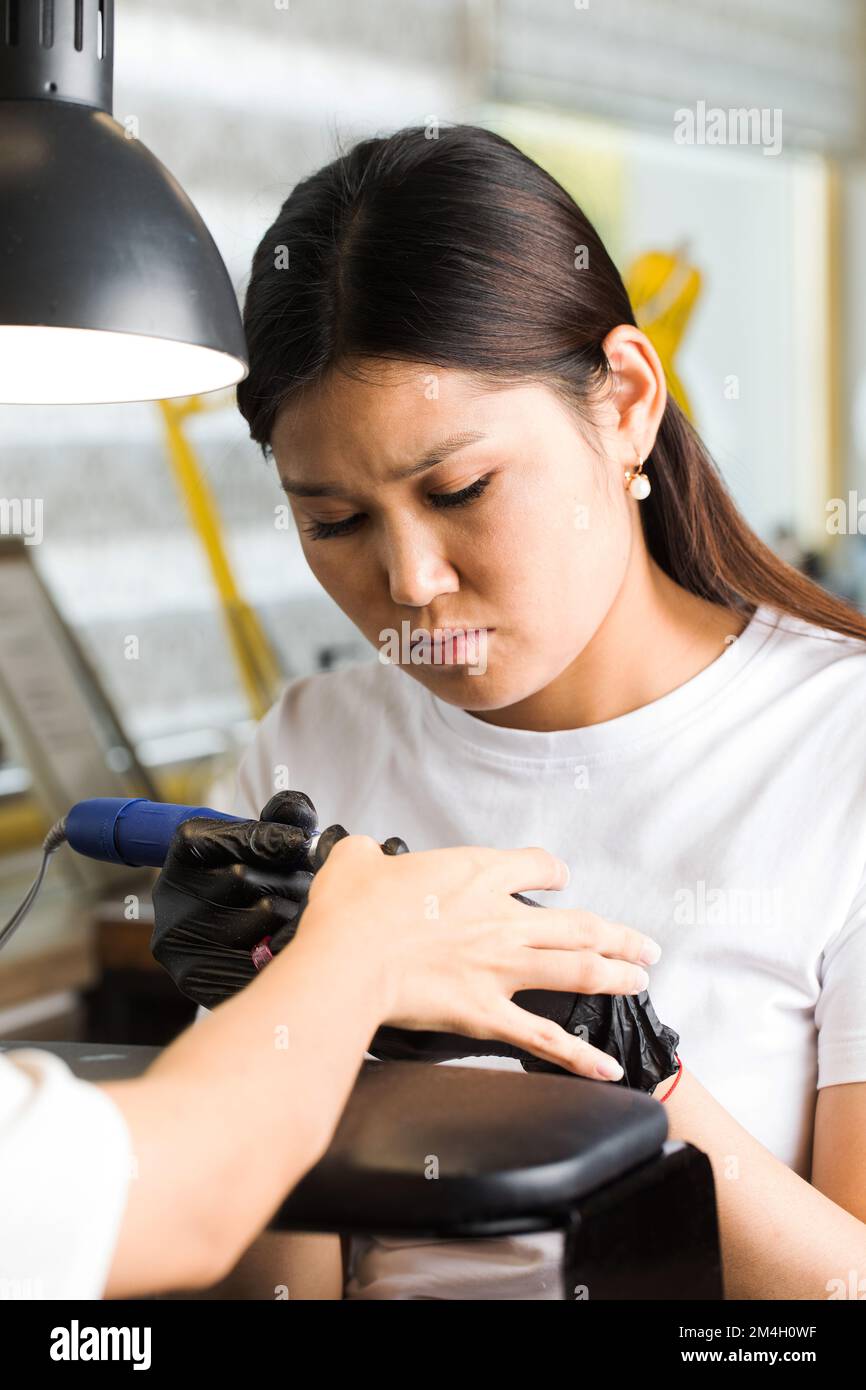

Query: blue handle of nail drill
[[65, 797, 243, 868]]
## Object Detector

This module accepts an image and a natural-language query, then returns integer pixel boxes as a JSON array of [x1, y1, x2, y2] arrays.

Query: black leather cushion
[[275, 1059, 668, 1236]]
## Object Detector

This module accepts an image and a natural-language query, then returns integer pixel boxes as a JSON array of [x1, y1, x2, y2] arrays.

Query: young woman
[[220, 123, 866, 1299]]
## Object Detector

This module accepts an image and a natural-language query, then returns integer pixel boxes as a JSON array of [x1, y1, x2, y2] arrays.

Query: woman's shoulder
[[756, 600, 866, 674], [753, 600, 866, 737]]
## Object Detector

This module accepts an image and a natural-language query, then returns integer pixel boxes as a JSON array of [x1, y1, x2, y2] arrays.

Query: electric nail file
[[65, 797, 250, 867], [0, 797, 375, 962], [62, 796, 329, 971]]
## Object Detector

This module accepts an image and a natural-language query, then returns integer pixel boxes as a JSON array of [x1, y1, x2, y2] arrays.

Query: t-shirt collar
[[421, 603, 781, 763]]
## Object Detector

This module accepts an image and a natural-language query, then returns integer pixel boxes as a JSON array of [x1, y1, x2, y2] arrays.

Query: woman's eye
[[302, 512, 364, 541], [302, 475, 492, 541], [429, 475, 492, 510]]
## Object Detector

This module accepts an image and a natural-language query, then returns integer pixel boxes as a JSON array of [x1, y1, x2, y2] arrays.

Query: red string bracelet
[[656, 1053, 683, 1103]]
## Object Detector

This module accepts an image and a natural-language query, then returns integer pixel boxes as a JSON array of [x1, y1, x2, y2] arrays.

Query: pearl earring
[[624, 447, 651, 500]]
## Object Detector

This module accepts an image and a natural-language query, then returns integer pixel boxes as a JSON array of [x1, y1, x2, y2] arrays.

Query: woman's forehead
[[270, 364, 553, 465]]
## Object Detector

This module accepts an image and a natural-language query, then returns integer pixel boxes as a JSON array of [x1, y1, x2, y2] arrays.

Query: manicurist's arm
[[98, 906, 386, 1297]]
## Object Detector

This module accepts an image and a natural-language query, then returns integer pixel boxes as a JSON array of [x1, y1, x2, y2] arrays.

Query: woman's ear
[[601, 323, 667, 459]]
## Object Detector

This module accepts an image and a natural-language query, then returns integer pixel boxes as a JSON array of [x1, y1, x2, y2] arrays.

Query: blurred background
[[2, 0, 865, 1047]]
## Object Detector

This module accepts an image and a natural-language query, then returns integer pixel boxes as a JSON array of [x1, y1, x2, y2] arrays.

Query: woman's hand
[[297, 834, 657, 1081]]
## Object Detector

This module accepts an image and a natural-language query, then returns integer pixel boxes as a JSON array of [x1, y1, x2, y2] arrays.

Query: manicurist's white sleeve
[[0, 1049, 133, 1299], [816, 860, 866, 1089]]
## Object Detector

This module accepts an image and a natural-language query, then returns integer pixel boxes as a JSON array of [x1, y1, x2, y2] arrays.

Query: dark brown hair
[[237, 123, 866, 643]]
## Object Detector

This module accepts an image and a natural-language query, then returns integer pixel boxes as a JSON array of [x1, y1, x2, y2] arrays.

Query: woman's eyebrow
[[279, 430, 488, 498]]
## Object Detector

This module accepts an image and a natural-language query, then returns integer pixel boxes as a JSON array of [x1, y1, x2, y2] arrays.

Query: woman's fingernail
[[560, 861, 570, 886], [632, 967, 650, 992], [640, 938, 662, 965], [596, 1057, 624, 1080]]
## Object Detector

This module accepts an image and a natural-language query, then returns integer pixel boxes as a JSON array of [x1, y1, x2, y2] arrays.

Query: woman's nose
[[382, 524, 459, 608]]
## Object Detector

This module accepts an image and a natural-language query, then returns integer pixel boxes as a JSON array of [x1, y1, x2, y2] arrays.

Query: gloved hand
[[515, 985, 679, 1090], [150, 787, 410, 1010], [150, 790, 319, 1010], [368, 892, 680, 1092]]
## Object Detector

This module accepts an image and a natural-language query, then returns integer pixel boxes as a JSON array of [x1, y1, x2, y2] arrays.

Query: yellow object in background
[[158, 396, 284, 724], [625, 247, 702, 423]]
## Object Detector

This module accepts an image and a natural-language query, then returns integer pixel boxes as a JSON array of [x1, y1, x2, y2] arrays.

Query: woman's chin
[[409, 661, 540, 714]]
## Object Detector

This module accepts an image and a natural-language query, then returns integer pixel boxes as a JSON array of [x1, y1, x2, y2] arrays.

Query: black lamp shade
[[0, 0, 248, 404]]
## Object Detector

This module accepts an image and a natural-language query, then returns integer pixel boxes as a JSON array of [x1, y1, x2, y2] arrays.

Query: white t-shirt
[[0, 1049, 133, 1299], [217, 601, 866, 1299]]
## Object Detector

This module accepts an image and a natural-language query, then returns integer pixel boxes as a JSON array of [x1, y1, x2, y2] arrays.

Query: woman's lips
[[411, 627, 493, 664]]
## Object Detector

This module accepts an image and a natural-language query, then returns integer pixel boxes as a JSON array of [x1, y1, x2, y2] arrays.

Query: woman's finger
[[239, 866, 314, 901], [485, 998, 625, 1080], [511, 945, 649, 996], [512, 908, 661, 967], [258, 789, 318, 836], [467, 845, 571, 894]]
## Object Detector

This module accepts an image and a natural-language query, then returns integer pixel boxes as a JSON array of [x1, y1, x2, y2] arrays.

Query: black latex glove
[[149, 790, 318, 1010], [516, 988, 679, 1090]]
